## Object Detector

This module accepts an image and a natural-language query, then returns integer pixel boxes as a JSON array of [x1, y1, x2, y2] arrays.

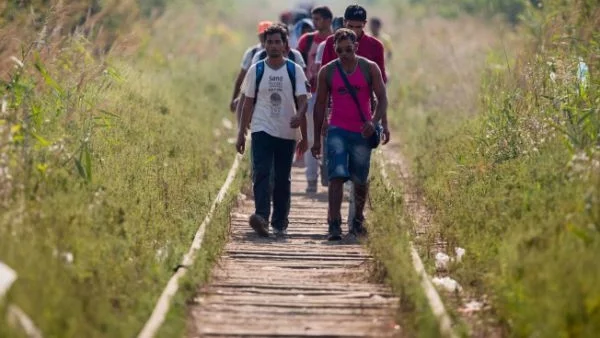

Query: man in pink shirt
[[320, 5, 390, 141], [311, 29, 388, 241], [296, 6, 334, 193], [319, 5, 390, 227]]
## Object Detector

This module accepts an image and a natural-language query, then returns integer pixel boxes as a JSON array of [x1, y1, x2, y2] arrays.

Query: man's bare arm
[[313, 67, 330, 150], [370, 62, 387, 125], [239, 96, 254, 135], [296, 95, 308, 140], [230, 69, 248, 112], [235, 93, 247, 126], [235, 95, 255, 154]]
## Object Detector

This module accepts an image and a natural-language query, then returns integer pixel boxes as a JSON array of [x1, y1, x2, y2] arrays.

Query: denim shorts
[[326, 126, 372, 184]]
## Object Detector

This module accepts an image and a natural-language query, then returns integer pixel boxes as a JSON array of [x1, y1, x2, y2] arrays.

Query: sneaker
[[306, 180, 317, 193], [349, 217, 367, 237], [273, 227, 288, 238], [328, 219, 342, 241], [249, 214, 269, 237]]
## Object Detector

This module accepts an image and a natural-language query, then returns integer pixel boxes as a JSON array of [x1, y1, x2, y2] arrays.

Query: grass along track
[[0, 1, 252, 337]]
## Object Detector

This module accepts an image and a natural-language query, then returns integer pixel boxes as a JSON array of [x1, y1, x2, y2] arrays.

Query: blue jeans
[[251, 131, 296, 230], [326, 126, 372, 184]]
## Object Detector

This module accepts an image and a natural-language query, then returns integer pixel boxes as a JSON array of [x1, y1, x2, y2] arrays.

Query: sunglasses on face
[[335, 46, 354, 54], [346, 24, 363, 29]]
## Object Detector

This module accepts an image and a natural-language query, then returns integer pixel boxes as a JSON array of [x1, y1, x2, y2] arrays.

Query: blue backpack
[[254, 59, 298, 109]]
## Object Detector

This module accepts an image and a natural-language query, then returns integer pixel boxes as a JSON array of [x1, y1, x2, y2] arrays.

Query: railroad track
[[187, 167, 400, 337]]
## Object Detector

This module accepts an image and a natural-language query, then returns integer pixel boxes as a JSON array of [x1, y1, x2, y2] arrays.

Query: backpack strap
[[288, 50, 296, 63], [253, 60, 265, 105], [258, 50, 267, 61], [285, 59, 298, 110], [250, 46, 260, 59]]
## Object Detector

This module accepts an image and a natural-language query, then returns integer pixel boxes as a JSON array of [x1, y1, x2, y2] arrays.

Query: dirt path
[[187, 167, 400, 337]]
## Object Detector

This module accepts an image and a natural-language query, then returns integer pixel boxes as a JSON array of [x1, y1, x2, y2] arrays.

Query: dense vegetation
[[381, 0, 599, 335], [0, 0, 246, 336]]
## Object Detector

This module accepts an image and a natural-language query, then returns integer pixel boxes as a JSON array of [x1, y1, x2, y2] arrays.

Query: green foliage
[[0, 0, 245, 336], [397, 0, 536, 24], [389, 0, 600, 335], [366, 163, 443, 337]]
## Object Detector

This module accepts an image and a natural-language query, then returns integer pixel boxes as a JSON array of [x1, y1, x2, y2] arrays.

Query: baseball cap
[[344, 5, 367, 21], [257, 20, 273, 34]]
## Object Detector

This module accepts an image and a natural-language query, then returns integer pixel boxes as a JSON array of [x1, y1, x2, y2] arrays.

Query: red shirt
[[297, 32, 331, 92], [321, 32, 387, 83]]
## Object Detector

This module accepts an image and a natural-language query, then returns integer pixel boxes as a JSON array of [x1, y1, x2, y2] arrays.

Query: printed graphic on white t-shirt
[[243, 61, 308, 140]]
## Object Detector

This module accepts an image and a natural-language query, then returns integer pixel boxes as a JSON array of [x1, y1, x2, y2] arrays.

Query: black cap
[[344, 5, 367, 21]]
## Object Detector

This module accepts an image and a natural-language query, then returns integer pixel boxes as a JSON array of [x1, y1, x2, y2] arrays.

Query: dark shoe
[[305, 180, 317, 194], [272, 227, 288, 238], [328, 219, 342, 241], [249, 214, 269, 237], [349, 217, 367, 237]]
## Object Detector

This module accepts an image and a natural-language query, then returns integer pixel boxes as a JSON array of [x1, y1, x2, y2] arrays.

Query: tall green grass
[[0, 0, 249, 336], [387, 0, 599, 335], [366, 160, 445, 337]]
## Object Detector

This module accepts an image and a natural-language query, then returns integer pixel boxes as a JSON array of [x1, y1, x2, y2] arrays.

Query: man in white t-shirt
[[235, 24, 306, 126], [236, 24, 309, 238], [229, 20, 272, 115]]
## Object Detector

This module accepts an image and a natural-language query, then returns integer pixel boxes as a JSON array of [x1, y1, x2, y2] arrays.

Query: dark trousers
[[251, 131, 295, 230]]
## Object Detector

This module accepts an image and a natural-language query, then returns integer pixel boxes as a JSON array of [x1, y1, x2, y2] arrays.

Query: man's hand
[[382, 125, 391, 145], [311, 141, 321, 160], [321, 119, 328, 136], [229, 98, 239, 113], [361, 120, 375, 138], [296, 138, 308, 155], [236, 132, 246, 154], [290, 114, 304, 129]]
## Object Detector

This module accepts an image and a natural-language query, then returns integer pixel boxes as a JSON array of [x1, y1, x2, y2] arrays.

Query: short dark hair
[[311, 6, 333, 20], [334, 28, 357, 44], [344, 4, 367, 21], [370, 17, 382, 26], [332, 17, 344, 31], [275, 22, 290, 36], [263, 24, 289, 45]]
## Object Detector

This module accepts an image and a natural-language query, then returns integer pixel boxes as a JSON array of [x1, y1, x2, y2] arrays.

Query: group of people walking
[[231, 4, 391, 241]]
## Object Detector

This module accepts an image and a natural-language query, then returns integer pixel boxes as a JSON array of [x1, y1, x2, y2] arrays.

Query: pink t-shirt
[[329, 65, 372, 133]]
